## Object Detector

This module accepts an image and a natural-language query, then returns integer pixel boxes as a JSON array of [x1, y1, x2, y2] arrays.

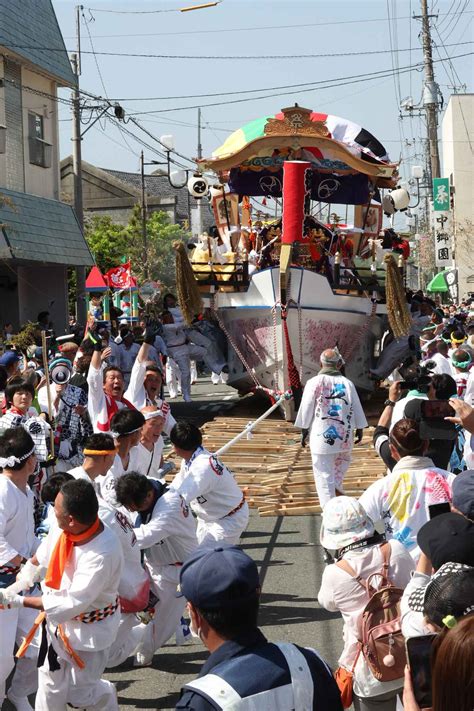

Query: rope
[[209, 293, 263, 392], [271, 303, 281, 393], [384, 254, 412, 338]]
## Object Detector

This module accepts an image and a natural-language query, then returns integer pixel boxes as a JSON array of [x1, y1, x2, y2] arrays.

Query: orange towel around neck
[[44, 518, 101, 590]]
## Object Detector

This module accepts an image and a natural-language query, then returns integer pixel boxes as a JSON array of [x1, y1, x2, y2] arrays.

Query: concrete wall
[[22, 68, 59, 200], [17, 264, 68, 333], [0, 59, 59, 199], [442, 94, 474, 298]]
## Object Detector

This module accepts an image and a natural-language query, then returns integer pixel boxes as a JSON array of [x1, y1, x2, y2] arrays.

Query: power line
[[1, 40, 471, 60], [123, 52, 474, 115], [442, 0, 470, 42], [61, 10, 472, 39], [87, 4, 187, 13]]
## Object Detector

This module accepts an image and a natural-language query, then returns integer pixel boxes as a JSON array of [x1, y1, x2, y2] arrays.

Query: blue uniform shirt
[[175, 628, 343, 710]]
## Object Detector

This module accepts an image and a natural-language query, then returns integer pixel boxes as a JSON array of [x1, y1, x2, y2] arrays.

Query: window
[[28, 112, 51, 168]]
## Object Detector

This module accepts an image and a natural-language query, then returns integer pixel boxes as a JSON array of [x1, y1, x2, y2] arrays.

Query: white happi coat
[[124, 357, 176, 434], [134, 439, 165, 479], [36, 524, 123, 651], [295, 373, 367, 454], [70, 467, 149, 613], [0, 476, 40, 702], [171, 447, 249, 546]]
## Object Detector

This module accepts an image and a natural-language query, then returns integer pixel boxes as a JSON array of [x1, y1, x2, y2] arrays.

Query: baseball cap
[[320, 496, 375, 551], [417, 512, 474, 570], [407, 562, 474, 626], [452, 470, 474, 520], [179, 546, 260, 609], [0, 351, 21, 367]]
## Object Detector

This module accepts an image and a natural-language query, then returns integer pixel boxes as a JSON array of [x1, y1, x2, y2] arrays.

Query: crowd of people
[[0, 294, 473, 710], [295, 296, 474, 711]]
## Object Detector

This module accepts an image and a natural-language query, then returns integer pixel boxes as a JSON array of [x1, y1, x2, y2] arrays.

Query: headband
[[321, 346, 345, 366], [451, 352, 472, 369], [142, 410, 164, 421], [0, 445, 36, 469], [83, 448, 115, 456], [111, 426, 142, 439], [451, 336, 466, 344]]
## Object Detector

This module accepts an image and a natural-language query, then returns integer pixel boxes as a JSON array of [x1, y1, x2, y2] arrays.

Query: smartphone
[[421, 399, 455, 419], [406, 634, 437, 708], [429, 502, 451, 519]]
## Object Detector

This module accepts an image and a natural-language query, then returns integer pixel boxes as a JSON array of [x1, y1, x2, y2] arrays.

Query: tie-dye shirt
[[359, 456, 455, 561]]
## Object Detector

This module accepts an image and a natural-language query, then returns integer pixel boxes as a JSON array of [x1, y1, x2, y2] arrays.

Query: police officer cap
[[180, 546, 260, 609]]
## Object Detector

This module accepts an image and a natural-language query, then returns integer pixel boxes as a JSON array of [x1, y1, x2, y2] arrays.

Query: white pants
[[166, 357, 181, 399], [211, 371, 228, 385], [106, 613, 146, 668], [310, 451, 352, 508], [168, 345, 205, 402], [196, 502, 249, 549], [136, 565, 187, 660], [0, 603, 40, 704], [35, 636, 118, 711]]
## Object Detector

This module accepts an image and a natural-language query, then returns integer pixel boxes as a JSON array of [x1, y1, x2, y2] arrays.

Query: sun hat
[[417, 512, 474, 570], [320, 496, 375, 550]]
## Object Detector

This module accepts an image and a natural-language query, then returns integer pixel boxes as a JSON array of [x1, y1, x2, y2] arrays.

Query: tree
[[126, 205, 190, 289], [84, 214, 129, 273]]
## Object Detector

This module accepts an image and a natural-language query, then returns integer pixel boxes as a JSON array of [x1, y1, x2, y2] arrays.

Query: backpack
[[336, 541, 405, 682]]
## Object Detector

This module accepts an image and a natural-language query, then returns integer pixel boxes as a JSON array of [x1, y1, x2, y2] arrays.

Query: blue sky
[[53, 0, 473, 189]]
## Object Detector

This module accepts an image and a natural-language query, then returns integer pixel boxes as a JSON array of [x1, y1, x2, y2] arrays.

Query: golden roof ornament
[[264, 104, 330, 138]]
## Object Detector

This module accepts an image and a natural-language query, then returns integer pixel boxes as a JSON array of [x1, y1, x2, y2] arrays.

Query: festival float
[[179, 105, 410, 419]]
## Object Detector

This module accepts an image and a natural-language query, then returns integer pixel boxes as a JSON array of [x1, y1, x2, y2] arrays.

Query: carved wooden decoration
[[264, 105, 330, 138]]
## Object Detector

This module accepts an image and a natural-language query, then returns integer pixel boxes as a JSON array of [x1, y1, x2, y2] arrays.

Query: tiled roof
[[0, 189, 94, 266], [103, 168, 192, 220], [0, 0, 75, 86]]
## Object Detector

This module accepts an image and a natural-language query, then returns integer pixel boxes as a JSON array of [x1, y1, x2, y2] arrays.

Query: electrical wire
[[122, 52, 474, 115], [1, 40, 471, 60], [86, 4, 187, 14], [442, 0, 470, 42], [61, 9, 472, 39]]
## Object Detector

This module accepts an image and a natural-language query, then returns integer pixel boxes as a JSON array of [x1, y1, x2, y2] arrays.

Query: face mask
[[189, 617, 202, 640]]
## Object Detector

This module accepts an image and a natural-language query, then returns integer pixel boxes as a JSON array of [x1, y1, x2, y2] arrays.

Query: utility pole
[[195, 107, 204, 237], [140, 151, 149, 279], [72, 4, 86, 325], [71, 52, 86, 325], [418, 0, 441, 180]]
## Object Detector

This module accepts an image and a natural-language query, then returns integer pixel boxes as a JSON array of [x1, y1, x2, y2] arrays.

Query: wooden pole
[[41, 330, 56, 472]]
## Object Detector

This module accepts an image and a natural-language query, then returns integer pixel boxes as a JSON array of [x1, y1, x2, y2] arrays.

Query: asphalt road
[[107, 376, 344, 710], [7, 377, 345, 710], [107, 512, 343, 711]]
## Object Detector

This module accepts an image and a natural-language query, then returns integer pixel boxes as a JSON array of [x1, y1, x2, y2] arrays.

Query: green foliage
[[83, 207, 190, 292], [126, 205, 189, 288], [84, 214, 129, 273]]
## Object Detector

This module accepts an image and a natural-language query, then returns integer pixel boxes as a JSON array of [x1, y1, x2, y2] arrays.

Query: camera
[[187, 173, 209, 199]]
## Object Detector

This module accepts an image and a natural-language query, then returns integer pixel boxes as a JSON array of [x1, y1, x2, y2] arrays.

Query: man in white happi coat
[[124, 339, 176, 435], [295, 347, 367, 508], [115, 471, 198, 667], [98, 409, 144, 506], [170, 421, 249, 548], [0, 478, 123, 711], [69, 434, 151, 668], [0, 428, 41, 711], [87, 326, 136, 435], [134, 406, 169, 480]]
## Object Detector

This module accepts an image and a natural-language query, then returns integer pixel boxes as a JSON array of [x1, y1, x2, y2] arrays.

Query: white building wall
[[441, 94, 474, 298]]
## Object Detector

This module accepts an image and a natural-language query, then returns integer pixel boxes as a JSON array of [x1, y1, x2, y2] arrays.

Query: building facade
[[0, 0, 93, 332], [441, 94, 474, 299]]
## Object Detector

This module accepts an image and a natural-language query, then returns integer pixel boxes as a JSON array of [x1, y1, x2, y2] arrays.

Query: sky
[[52, 0, 473, 203]]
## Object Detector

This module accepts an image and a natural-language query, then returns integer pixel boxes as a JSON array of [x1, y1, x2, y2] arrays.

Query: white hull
[[206, 267, 385, 415]]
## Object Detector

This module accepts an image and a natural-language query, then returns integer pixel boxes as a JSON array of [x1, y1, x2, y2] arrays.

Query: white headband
[[142, 410, 164, 421], [0, 445, 35, 469], [111, 426, 142, 439]]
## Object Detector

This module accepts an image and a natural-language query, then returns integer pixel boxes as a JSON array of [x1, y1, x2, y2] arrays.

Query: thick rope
[[384, 254, 412, 338], [173, 241, 203, 325]]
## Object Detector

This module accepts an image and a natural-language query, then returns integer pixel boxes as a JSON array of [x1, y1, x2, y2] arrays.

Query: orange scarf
[[44, 518, 101, 590]]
